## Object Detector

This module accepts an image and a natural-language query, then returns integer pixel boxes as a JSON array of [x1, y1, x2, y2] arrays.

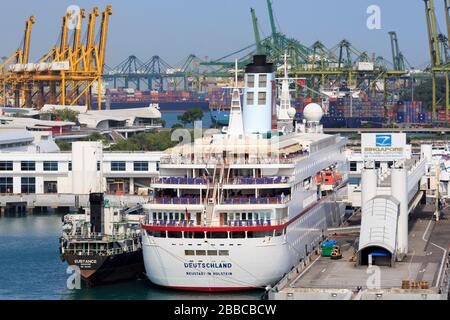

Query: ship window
[[185, 250, 195, 256], [247, 230, 274, 238], [387, 161, 394, 168], [196, 250, 206, 256], [206, 232, 228, 239], [111, 161, 126, 171], [97, 161, 101, 171], [152, 212, 157, 220], [258, 92, 266, 105], [168, 231, 183, 238], [275, 229, 283, 237], [175, 212, 179, 220], [259, 74, 267, 87], [207, 250, 218, 256], [184, 232, 205, 239], [0, 161, 13, 171], [242, 212, 247, 220], [21, 161, 35, 171], [375, 161, 381, 169], [68, 161, 72, 171], [147, 230, 166, 238], [218, 250, 229, 256], [350, 161, 357, 172], [134, 161, 148, 171], [246, 92, 254, 105], [247, 75, 255, 88], [169, 212, 174, 220], [230, 231, 246, 239], [157, 212, 162, 220], [43, 161, 58, 171]]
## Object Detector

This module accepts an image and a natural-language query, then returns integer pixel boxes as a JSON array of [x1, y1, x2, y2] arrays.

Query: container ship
[[140, 55, 348, 291], [92, 88, 210, 112], [209, 86, 433, 128], [60, 193, 145, 286]]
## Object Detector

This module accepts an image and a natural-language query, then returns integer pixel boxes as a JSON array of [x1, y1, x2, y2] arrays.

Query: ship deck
[[270, 204, 450, 299]]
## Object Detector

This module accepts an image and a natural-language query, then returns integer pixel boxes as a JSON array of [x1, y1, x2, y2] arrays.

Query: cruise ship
[[141, 55, 349, 291]]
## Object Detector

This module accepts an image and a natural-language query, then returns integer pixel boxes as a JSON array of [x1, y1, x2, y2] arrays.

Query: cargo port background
[[0, 0, 449, 126]]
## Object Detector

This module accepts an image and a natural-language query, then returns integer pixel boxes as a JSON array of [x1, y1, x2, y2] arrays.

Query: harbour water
[[0, 213, 262, 300], [161, 111, 213, 128]]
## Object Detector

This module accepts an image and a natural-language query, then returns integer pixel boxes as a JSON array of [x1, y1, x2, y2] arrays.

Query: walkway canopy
[[357, 195, 399, 266]]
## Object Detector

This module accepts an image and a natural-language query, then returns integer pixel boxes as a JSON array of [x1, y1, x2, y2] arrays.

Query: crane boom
[[22, 16, 35, 64], [266, 0, 277, 45], [85, 7, 99, 70], [250, 8, 262, 54], [72, 9, 85, 57], [98, 5, 112, 72], [445, 0, 450, 51], [59, 12, 71, 60]]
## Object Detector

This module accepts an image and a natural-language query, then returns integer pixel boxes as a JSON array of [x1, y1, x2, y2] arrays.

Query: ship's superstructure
[[141, 55, 349, 291], [60, 193, 145, 286]]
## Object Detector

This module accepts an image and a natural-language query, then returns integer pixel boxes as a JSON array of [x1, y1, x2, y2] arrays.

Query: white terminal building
[[0, 132, 162, 198]]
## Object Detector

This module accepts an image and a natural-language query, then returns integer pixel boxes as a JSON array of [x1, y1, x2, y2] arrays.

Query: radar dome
[[287, 107, 297, 119], [303, 103, 323, 122]]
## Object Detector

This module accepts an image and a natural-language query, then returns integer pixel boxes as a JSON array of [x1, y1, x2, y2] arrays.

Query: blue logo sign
[[375, 134, 392, 147]]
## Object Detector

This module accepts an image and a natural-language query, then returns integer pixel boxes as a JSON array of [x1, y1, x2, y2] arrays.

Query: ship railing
[[143, 218, 286, 228], [223, 176, 291, 185], [63, 245, 140, 256], [153, 177, 210, 185], [160, 155, 306, 165], [220, 195, 291, 205], [66, 231, 140, 242], [149, 197, 202, 205]]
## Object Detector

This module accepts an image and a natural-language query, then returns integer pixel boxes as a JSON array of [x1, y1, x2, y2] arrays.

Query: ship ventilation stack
[[242, 55, 275, 134], [89, 192, 104, 234]]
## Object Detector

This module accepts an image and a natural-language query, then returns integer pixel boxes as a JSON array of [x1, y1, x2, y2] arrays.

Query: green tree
[[56, 140, 72, 151], [177, 108, 204, 127], [52, 108, 80, 122], [87, 132, 108, 145]]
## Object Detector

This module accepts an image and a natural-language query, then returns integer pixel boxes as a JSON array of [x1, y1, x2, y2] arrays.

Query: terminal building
[[0, 141, 162, 197]]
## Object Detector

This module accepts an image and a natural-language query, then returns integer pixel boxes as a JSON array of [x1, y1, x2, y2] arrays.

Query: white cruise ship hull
[[142, 195, 346, 291]]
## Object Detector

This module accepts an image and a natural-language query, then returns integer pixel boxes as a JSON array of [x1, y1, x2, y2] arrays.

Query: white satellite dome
[[303, 103, 323, 122], [287, 107, 296, 119]]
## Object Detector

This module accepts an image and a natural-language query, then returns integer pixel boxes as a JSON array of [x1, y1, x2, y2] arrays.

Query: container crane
[[388, 31, 405, 71], [250, 8, 262, 55], [95, 4, 112, 110]]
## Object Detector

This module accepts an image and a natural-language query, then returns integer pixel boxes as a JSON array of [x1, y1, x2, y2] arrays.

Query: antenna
[[234, 59, 238, 88]]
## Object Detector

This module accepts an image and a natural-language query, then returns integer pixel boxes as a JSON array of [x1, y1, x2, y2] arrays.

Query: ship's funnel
[[242, 55, 275, 134]]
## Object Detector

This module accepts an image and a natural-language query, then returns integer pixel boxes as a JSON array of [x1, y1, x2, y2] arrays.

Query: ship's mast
[[227, 59, 244, 136], [278, 53, 291, 121]]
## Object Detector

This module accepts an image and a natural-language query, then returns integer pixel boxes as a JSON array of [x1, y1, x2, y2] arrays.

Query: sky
[[0, 0, 447, 69]]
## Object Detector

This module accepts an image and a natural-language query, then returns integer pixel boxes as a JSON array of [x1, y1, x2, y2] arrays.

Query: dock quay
[[269, 204, 450, 300], [0, 194, 149, 214]]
